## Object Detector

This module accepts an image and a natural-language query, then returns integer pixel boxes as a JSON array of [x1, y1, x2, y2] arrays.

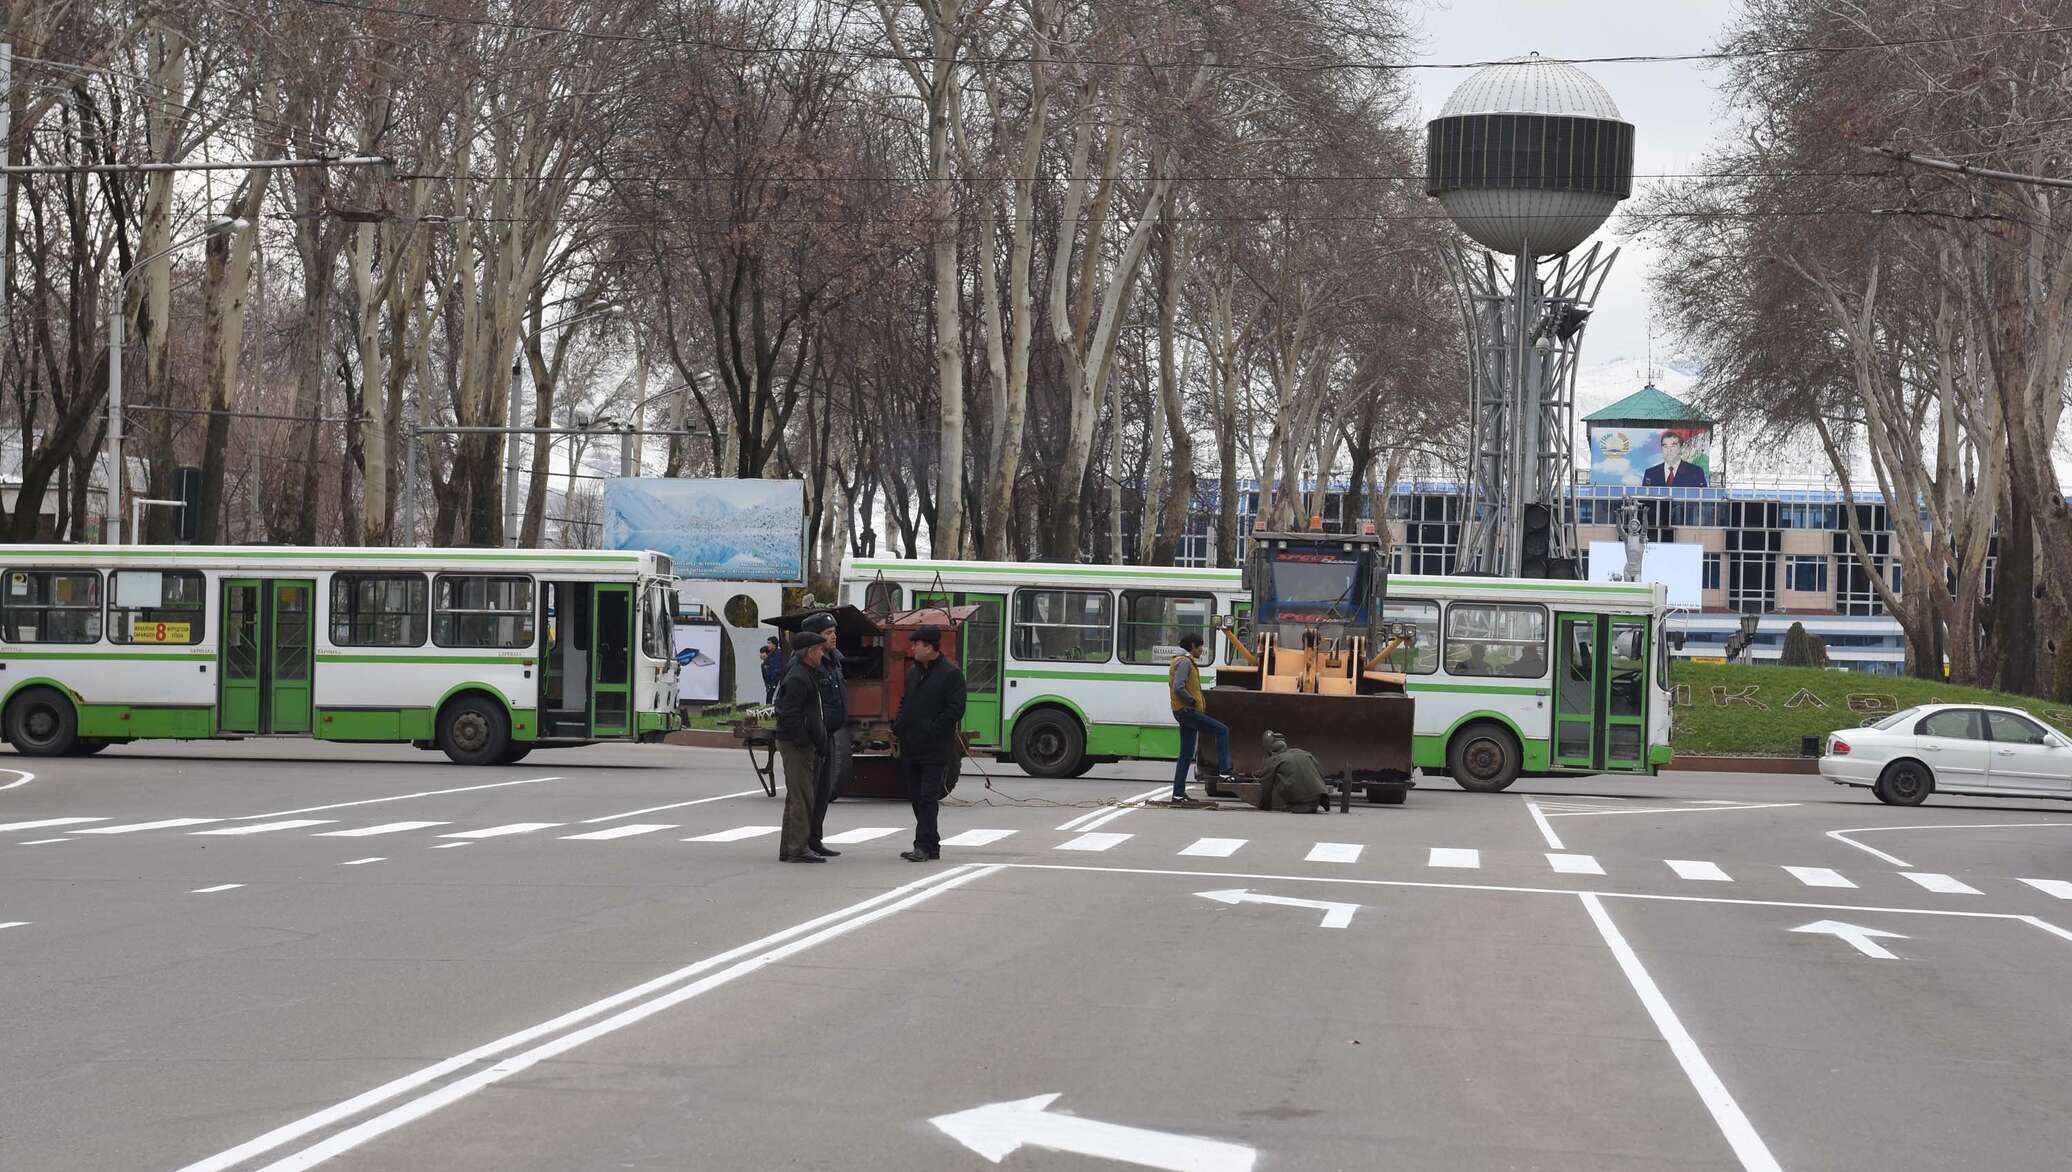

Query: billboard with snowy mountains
[[602, 478, 805, 583]]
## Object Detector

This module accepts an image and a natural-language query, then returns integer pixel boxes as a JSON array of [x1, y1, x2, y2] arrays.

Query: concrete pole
[[401, 424, 420, 546], [502, 358, 523, 546], [620, 424, 636, 478], [107, 284, 124, 546]]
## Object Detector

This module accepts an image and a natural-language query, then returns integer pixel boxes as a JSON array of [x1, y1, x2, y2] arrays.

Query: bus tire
[[1012, 708, 1085, 778], [70, 739, 112, 755], [497, 743, 534, 766], [437, 694, 511, 766], [1447, 722, 1521, 793], [5, 687, 79, 757], [1068, 758, 1097, 778]]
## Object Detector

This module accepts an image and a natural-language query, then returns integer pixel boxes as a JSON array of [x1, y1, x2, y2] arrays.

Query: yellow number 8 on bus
[[132, 618, 190, 643]]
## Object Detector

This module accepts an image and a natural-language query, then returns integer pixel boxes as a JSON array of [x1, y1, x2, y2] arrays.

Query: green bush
[[1780, 621, 1829, 668]]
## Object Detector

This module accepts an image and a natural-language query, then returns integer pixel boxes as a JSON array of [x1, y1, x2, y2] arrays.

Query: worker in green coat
[[1255, 730, 1331, 813]]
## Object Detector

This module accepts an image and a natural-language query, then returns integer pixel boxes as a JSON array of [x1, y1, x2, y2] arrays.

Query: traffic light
[[1520, 502, 1552, 578]]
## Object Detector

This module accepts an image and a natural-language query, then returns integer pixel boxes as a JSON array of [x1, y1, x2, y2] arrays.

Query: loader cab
[[1248, 527, 1388, 645]]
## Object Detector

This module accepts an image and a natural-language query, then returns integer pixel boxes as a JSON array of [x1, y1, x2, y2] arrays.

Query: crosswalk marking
[[190, 884, 244, 894], [438, 823, 563, 840], [76, 818, 221, 834], [0, 817, 106, 832], [939, 829, 1016, 847], [1546, 852, 1604, 875], [0, 920, 28, 930], [339, 857, 385, 866], [1428, 848, 1480, 869], [1783, 866, 1856, 889], [1057, 832, 1131, 852], [560, 824, 677, 841], [821, 827, 904, 845], [2018, 878, 2072, 900], [314, 821, 450, 838], [1306, 842, 1362, 864], [1667, 859, 1731, 882], [684, 825, 780, 843], [192, 819, 337, 836], [1179, 837, 1247, 858], [1903, 871, 1980, 895]]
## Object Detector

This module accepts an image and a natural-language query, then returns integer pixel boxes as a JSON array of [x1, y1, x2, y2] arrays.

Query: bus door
[[1553, 612, 1649, 773], [590, 583, 633, 737], [917, 590, 1003, 748], [219, 578, 313, 735]]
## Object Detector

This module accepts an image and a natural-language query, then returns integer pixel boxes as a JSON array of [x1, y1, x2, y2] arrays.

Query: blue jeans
[[1173, 709, 1231, 795]]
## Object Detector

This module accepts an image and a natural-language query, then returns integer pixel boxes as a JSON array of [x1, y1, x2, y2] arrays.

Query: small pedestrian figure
[[773, 631, 829, 863], [892, 625, 965, 862], [1170, 632, 1231, 800], [759, 636, 784, 704], [800, 612, 849, 858]]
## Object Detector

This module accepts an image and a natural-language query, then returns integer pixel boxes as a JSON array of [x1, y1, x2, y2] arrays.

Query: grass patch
[[1668, 662, 2072, 757]]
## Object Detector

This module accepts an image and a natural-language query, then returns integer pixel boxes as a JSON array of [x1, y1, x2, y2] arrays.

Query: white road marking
[[1196, 888, 1359, 929], [339, 858, 385, 866], [18, 837, 71, 845], [1902, 871, 1980, 895], [313, 821, 450, 837], [939, 829, 1016, 847], [241, 776, 564, 820], [183, 865, 1000, 1172], [190, 884, 244, 894], [76, 817, 221, 834], [437, 823, 562, 840], [1057, 832, 1131, 852], [1783, 866, 1856, 889], [1543, 802, 1801, 818], [431, 842, 471, 849], [2018, 878, 2072, 900], [0, 816, 103, 832], [0, 768, 34, 791], [1057, 786, 1169, 832], [1179, 837, 1247, 858], [1428, 848, 1480, 869], [1523, 799, 1564, 849], [559, 824, 677, 841], [1826, 820, 2072, 868], [932, 1092, 1257, 1172], [1667, 859, 1731, 882], [1790, 919, 1906, 960], [684, 825, 780, 843], [1547, 852, 1604, 875], [577, 788, 768, 824], [1580, 892, 1783, 1172], [0, 920, 28, 930], [192, 819, 337, 836], [1305, 842, 1362, 864], [821, 826, 904, 845]]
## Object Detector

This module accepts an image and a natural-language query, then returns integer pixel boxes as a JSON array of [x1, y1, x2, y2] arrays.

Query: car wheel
[[1011, 708, 1085, 778], [1448, 722, 1521, 793], [437, 695, 511, 766], [1874, 760, 1933, 807], [5, 687, 79, 757]]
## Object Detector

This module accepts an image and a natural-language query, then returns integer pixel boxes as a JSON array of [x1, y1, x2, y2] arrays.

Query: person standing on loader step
[[892, 625, 965, 862], [801, 612, 849, 858], [773, 632, 830, 863], [1170, 632, 1231, 801]]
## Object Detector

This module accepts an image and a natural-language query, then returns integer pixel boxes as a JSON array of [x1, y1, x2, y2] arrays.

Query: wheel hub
[[453, 713, 490, 752], [1465, 740, 1503, 778]]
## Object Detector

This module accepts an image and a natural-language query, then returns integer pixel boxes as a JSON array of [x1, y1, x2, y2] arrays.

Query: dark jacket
[[815, 646, 848, 727], [773, 655, 827, 749], [1641, 460, 1707, 488], [893, 656, 967, 765], [1259, 747, 1329, 810], [760, 646, 784, 691]]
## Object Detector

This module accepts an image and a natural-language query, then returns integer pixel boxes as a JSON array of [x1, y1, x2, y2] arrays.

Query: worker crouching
[[1255, 730, 1332, 813]]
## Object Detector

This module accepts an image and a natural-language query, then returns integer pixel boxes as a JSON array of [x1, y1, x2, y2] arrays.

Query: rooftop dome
[[1438, 53, 1623, 120]]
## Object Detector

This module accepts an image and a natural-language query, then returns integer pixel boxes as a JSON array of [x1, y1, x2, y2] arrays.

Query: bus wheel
[[1069, 758, 1097, 778], [1448, 722, 1521, 793], [497, 744, 534, 766], [70, 739, 112, 756], [6, 687, 78, 757], [437, 695, 510, 766], [1012, 708, 1085, 778]]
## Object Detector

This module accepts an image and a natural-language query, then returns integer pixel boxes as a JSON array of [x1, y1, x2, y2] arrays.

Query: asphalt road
[[4, 743, 2071, 1171]]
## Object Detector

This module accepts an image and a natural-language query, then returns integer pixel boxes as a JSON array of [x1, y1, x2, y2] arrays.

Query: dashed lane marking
[[18, 838, 71, 845], [939, 829, 1016, 847], [821, 827, 905, 845], [339, 858, 385, 866], [76, 818, 221, 834], [1667, 859, 1731, 882], [1428, 848, 1480, 869], [684, 826, 779, 843], [1057, 832, 1132, 852], [192, 819, 337, 836], [0, 817, 105, 832], [438, 823, 564, 840], [190, 884, 244, 894], [432, 842, 472, 849], [1547, 852, 1604, 875], [1305, 843, 1362, 863], [0, 920, 29, 930], [559, 824, 678, 841], [1783, 866, 1855, 889], [2019, 878, 2072, 900], [1178, 837, 1247, 858], [1903, 871, 1981, 895], [314, 822, 450, 837]]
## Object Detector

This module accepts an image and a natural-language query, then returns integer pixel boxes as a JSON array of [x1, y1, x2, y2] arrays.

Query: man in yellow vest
[[1170, 633, 1231, 801]]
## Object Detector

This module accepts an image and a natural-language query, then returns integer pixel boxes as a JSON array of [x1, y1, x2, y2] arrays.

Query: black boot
[[809, 843, 841, 857]]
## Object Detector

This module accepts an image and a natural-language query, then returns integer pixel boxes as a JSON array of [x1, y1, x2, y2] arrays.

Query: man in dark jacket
[[759, 636, 783, 703], [800, 612, 849, 857], [891, 625, 965, 862], [772, 632, 829, 863], [1255, 730, 1332, 813]]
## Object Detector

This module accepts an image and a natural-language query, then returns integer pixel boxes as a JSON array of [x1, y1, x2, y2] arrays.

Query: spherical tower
[[1425, 53, 1635, 258]]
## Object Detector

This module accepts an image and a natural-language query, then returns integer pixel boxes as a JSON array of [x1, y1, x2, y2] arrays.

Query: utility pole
[[502, 357, 523, 546]]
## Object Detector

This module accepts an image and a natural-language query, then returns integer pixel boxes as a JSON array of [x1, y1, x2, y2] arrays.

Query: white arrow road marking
[[1791, 920, 1907, 959], [931, 1093, 1256, 1172], [1196, 888, 1359, 929]]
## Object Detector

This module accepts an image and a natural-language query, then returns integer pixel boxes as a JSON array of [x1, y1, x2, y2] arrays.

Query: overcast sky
[[1410, 0, 1740, 386]]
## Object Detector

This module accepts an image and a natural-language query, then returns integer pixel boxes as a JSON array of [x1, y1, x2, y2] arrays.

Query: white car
[[1821, 703, 2072, 805]]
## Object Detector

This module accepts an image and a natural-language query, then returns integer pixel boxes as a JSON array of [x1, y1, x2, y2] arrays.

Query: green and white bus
[[840, 557, 1670, 790], [0, 546, 681, 764]]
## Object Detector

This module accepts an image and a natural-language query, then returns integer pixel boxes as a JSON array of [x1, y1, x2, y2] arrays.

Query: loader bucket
[[1204, 688, 1415, 783]]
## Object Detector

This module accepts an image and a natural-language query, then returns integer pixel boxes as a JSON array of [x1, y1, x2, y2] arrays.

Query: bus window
[[108, 570, 205, 645], [331, 574, 428, 647], [641, 584, 673, 660], [1119, 591, 1213, 665], [3, 569, 103, 643], [1011, 588, 1113, 663], [1380, 599, 1439, 674], [864, 580, 902, 613], [1444, 603, 1547, 678], [433, 575, 535, 649]]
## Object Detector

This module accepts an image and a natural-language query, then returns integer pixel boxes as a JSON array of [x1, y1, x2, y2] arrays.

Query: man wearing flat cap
[[891, 624, 965, 862], [799, 612, 849, 857], [772, 630, 830, 863]]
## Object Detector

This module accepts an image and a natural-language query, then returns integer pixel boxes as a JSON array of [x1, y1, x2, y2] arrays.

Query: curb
[[1665, 755, 1818, 775], [664, 730, 740, 750]]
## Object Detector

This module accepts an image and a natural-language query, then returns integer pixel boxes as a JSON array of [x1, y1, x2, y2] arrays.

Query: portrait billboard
[[1587, 541, 1704, 609], [603, 478, 805, 583], [1588, 425, 1713, 488]]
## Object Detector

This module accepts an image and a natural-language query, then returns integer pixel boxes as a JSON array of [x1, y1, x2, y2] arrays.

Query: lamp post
[[106, 216, 247, 545], [504, 302, 625, 546], [615, 374, 706, 479]]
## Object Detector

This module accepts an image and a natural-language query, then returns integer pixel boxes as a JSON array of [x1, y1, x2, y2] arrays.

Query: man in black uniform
[[892, 625, 965, 862], [772, 631, 829, 863], [800, 612, 848, 858]]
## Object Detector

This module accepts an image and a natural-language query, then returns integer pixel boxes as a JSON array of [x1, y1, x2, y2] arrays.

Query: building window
[[1012, 588, 1113, 663], [108, 570, 205, 645], [1443, 603, 1547, 678], [330, 573, 428, 647], [1119, 591, 1214, 665], [433, 575, 535, 649], [1, 569, 102, 643], [1785, 555, 1829, 594], [1702, 553, 1722, 591], [1381, 599, 1440, 674]]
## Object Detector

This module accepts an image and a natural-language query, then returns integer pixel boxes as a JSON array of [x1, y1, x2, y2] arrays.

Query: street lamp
[[617, 373, 707, 478], [504, 302, 626, 546], [106, 216, 248, 545]]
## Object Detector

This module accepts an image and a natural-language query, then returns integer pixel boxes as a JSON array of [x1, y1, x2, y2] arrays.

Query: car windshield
[[1872, 707, 1919, 730]]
